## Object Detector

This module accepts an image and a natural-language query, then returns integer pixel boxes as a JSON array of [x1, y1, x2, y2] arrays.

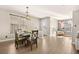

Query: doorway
[[58, 19, 73, 36]]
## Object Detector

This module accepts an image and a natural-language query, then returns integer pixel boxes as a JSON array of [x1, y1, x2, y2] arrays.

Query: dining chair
[[15, 31, 24, 49], [27, 30, 38, 50]]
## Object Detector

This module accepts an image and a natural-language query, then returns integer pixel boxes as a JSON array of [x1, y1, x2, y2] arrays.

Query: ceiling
[[0, 5, 79, 19]]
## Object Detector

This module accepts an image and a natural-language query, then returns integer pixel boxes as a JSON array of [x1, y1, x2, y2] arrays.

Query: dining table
[[19, 32, 32, 46]]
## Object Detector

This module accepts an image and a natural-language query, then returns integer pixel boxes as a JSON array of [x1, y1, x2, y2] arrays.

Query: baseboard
[[0, 38, 14, 42]]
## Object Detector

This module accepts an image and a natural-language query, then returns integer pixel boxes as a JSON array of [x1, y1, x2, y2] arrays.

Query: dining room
[[0, 5, 79, 54]]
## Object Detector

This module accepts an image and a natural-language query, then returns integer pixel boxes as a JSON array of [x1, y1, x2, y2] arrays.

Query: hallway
[[0, 36, 78, 54]]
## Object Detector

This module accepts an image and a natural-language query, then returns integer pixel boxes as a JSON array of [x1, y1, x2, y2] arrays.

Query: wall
[[39, 17, 58, 37], [50, 17, 58, 37], [72, 10, 79, 44], [39, 17, 50, 37], [0, 9, 11, 40], [30, 17, 40, 30], [0, 9, 40, 41]]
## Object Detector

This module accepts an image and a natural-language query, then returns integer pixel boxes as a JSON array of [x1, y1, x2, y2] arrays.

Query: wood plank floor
[[0, 36, 78, 54]]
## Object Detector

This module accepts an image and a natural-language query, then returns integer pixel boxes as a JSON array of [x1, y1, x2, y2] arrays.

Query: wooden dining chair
[[15, 31, 24, 49], [28, 30, 38, 50]]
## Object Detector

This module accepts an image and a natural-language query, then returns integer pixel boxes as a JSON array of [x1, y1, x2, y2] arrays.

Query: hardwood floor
[[0, 36, 78, 54]]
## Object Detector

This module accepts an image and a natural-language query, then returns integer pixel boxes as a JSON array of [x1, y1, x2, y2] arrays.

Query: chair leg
[[36, 40, 38, 48], [15, 41, 18, 49], [15, 44, 18, 49], [31, 44, 32, 51], [36, 43, 38, 48]]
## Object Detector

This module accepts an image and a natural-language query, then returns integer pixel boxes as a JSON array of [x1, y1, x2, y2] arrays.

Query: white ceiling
[[0, 5, 79, 19]]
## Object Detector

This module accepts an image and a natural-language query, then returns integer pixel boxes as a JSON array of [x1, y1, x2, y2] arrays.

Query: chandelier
[[26, 6, 31, 20]]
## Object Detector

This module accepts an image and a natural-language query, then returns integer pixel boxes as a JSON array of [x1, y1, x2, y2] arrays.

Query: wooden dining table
[[19, 32, 31, 46]]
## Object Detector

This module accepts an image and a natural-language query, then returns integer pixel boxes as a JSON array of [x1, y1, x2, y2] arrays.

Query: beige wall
[[0, 9, 11, 39]]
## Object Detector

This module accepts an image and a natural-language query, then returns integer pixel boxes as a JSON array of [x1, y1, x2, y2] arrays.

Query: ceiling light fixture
[[26, 6, 30, 20]]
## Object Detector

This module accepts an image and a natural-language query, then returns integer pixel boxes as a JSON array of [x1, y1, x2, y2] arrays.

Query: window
[[10, 24, 19, 34]]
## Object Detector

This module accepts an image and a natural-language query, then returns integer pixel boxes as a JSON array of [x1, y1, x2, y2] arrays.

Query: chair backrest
[[32, 30, 38, 39], [77, 33, 79, 38]]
